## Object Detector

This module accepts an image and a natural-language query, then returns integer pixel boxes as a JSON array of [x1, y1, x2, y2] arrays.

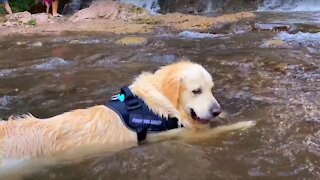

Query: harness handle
[[121, 87, 134, 99], [121, 87, 141, 110]]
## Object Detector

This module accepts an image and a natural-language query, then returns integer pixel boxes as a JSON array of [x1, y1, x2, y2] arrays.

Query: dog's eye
[[192, 88, 202, 95]]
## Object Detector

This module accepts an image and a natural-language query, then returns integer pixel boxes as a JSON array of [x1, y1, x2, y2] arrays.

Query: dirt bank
[[0, 1, 256, 37]]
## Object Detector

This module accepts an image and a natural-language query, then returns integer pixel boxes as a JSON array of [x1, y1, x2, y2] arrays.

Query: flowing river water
[[0, 12, 320, 179]]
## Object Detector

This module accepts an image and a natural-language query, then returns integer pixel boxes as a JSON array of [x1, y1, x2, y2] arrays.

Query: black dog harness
[[106, 87, 180, 141]]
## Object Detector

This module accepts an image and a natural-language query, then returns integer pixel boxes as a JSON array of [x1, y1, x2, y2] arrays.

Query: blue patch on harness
[[118, 94, 125, 102]]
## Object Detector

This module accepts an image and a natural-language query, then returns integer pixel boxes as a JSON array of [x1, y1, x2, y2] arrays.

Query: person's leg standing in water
[[43, 0, 52, 14], [52, 0, 62, 17], [1, 0, 13, 15]]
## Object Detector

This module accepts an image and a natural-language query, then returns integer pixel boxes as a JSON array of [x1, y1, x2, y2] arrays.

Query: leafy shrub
[[0, 0, 34, 15]]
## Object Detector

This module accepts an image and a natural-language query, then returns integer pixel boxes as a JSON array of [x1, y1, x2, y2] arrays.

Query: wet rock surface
[[1, 12, 55, 27], [252, 23, 297, 32], [260, 39, 289, 48], [157, 12, 255, 31]]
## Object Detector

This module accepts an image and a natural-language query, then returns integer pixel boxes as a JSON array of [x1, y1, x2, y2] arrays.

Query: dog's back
[[0, 105, 137, 161]]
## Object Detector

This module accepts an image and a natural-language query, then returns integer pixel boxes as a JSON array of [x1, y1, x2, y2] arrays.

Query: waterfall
[[62, 0, 320, 15], [119, 0, 160, 15], [204, 0, 214, 13], [258, 0, 320, 11], [62, 0, 92, 15]]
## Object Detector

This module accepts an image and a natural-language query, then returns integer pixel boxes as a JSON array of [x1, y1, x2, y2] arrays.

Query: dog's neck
[[129, 72, 190, 128]]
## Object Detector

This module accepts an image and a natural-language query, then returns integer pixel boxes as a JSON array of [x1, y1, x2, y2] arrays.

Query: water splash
[[179, 31, 226, 39], [119, 0, 160, 15], [258, 0, 320, 11]]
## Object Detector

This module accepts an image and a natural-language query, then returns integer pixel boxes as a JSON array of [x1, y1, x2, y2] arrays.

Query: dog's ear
[[163, 77, 182, 108]]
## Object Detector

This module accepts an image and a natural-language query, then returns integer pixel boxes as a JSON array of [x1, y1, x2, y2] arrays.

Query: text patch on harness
[[129, 114, 167, 132]]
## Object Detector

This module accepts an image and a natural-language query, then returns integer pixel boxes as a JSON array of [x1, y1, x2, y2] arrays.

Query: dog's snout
[[211, 105, 222, 118]]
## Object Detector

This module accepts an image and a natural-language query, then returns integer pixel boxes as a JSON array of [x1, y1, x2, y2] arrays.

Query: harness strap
[[106, 86, 180, 141]]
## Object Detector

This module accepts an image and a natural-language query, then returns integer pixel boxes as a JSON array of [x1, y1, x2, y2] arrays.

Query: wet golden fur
[[0, 61, 254, 163]]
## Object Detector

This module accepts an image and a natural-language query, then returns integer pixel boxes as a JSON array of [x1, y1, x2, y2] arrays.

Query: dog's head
[[156, 61, 221, 128]]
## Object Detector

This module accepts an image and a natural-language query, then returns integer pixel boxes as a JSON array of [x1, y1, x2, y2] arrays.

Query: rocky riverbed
[[0, 1, 255, 37]]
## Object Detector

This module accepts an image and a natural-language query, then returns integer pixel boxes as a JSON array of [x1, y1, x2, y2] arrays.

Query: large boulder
[[3, 11, 55, 27], [70, 0, 150, 22], [9, 11, 33, 24]]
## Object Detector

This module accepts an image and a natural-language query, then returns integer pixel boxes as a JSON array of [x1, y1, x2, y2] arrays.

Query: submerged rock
[[30, 42, 43, 47], [260, 39, 289, 48], [252, 23, 297, 32], [115, 37, 147, 46], [151, 55, 176, 63], [295, 24, 320, 33]]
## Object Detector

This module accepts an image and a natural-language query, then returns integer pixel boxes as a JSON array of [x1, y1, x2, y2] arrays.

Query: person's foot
[[53, 13, 63, 17], [7, 14, 14, 21]]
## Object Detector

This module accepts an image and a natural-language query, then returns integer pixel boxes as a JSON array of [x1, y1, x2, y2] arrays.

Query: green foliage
[[26, 18, 36, 26], [0, 0, 34, 15]]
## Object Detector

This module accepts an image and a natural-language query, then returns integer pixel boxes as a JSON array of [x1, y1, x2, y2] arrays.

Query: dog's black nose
[[211, 106, 222, 118]]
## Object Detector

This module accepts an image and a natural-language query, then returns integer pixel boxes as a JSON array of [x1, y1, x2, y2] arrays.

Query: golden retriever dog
[[0, 61, 255, 163]]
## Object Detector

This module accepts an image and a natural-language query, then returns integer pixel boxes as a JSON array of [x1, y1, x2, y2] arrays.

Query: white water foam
[[258, 0, 320, 11], [279, 31, 320, 54], [119, 0, 160, 15], [0, 69, 16, 78], [279, 31, 320, 42], [32, 57, 74, 71], [179, 31, 226, 39], [0, 95, 15, 109], [151, 55, 176, 63]]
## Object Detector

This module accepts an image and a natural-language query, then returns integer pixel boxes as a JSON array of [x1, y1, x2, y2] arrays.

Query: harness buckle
[[111, 94, 120, 101], [111, 94, 125, 102]]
